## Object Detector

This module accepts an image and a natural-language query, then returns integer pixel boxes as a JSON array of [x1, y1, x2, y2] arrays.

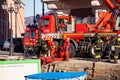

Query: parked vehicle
[[0, 41, 4, 49], [3, 38, 24, 52]]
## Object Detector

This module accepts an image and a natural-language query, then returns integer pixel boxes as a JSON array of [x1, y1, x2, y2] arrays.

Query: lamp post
[[14, 0, 21, 38], [42, 1, 44, 16], [2, 2, 14, 56], [2, 4, 5, 40], [33, 0, 36, 25], [2, 2, 8, 53]]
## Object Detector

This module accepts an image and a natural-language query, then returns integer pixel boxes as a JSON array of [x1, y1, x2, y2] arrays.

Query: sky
[[25, 0, 49, 17]]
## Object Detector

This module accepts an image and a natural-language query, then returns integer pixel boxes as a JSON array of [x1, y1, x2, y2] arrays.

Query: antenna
[[42, 1, 44, 16]]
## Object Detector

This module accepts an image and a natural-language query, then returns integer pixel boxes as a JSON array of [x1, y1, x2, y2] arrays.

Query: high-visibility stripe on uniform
[[98, 39, 103, 43], [95, 48, 102, 50], [117, 38, 120, 41], [98, 55, 101, 58], [114, 56, 118, 59], [95, 55, 101, 59], [95, 55, 99, 59], [115, 46, 120, 48]]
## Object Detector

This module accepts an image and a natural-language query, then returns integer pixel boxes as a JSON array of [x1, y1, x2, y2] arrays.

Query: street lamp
[[14, 0, 21, 38], [2, 2, 14, 56], [2, 2, 8, 10]]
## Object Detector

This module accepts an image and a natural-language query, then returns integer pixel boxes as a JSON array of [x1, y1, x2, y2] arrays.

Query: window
[[25, 32, 30, 38], [31, 31, 35, 39], [42, 18, 50, 27], [58, 19, 68, 24], [76, 17, 95, 24]]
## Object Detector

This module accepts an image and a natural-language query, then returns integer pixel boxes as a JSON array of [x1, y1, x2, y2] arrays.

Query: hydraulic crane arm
[[94, 12, 112, 29], [106, 0, 115, 10], [117, 0, 120, 3], [91, 0, 120, 32], [106, 0, 120, 10]]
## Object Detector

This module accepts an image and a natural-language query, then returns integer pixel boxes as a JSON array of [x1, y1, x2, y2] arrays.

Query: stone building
[[0, 0, 25, 42]]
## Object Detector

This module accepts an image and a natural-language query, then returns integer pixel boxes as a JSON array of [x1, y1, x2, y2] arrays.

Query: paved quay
[[0, 51, 38, 60], [0, 51, 120, 80], [42, 58, 120, 80], [0, 51, 24, 60]]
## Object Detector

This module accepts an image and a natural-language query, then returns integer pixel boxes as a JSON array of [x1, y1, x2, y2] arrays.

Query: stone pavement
[[0, 50, 120, 80], [42, 58, 120, 80]]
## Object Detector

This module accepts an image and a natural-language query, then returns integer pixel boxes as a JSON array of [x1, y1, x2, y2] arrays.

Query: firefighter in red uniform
[[114, 30, 120, 63], [63, 35, 70, 61], [47, 38, 56, 59]]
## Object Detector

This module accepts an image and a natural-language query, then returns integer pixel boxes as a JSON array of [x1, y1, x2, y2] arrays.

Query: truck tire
[[107, 49, 114, 62], [69, 43, 75, 58], [108, 51, 112, 62], [90, 43, 96, 58]]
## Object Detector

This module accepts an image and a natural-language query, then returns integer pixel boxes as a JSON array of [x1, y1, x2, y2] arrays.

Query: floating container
[[25, 71, 88, 80]]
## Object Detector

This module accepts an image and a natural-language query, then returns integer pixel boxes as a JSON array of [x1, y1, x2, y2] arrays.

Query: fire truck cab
[[41, 14, 71, 34]]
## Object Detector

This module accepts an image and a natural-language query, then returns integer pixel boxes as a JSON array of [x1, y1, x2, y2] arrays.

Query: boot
[[98, 55, 101, 61], [98, 58, 101, 62], [114, 59, 118, 64], [114, 56, 118, 64], [94, 58, 98, 62], [95, 55, 99, 62]]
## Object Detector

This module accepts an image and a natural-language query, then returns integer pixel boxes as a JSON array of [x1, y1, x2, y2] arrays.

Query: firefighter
[[40, 40, 49, 65], [47, 38, 56, 59], [63, 35, 70, 61], [114, 30, 120, 63], [94, 33, 103, 62], [35, 37, 43, 57], [106, 36, 112, 62]]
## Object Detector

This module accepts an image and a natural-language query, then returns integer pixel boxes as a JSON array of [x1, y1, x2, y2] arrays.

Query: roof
[[26, 71, 88, 79]]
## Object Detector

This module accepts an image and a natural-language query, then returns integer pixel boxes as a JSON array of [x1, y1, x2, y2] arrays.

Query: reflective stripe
[[95, 55, 101, 59], [51, 46, 56, 48], [114, 56, 118, 59], [99, 40, 103, 43], [95, 48, 101, 50], [115, 46, 120, 48], [98, 55, 101, 58], [117, 38, 120, 41], [98, 39, 103, 43], [44, 35, 58, 40], [95, 56, 99, 59]]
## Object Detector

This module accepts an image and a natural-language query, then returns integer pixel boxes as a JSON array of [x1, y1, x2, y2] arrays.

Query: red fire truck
[[24, 0, 120, 58]]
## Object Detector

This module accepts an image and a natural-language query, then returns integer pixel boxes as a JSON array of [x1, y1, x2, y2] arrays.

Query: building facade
[[0, 0, 25, 42]]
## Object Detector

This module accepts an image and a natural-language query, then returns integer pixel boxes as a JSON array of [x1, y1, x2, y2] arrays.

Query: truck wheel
[[90, 43, 96, 58], [108, 51, 112, 62], [107, 50, 114, 62], [69, 43, 75, 58]]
